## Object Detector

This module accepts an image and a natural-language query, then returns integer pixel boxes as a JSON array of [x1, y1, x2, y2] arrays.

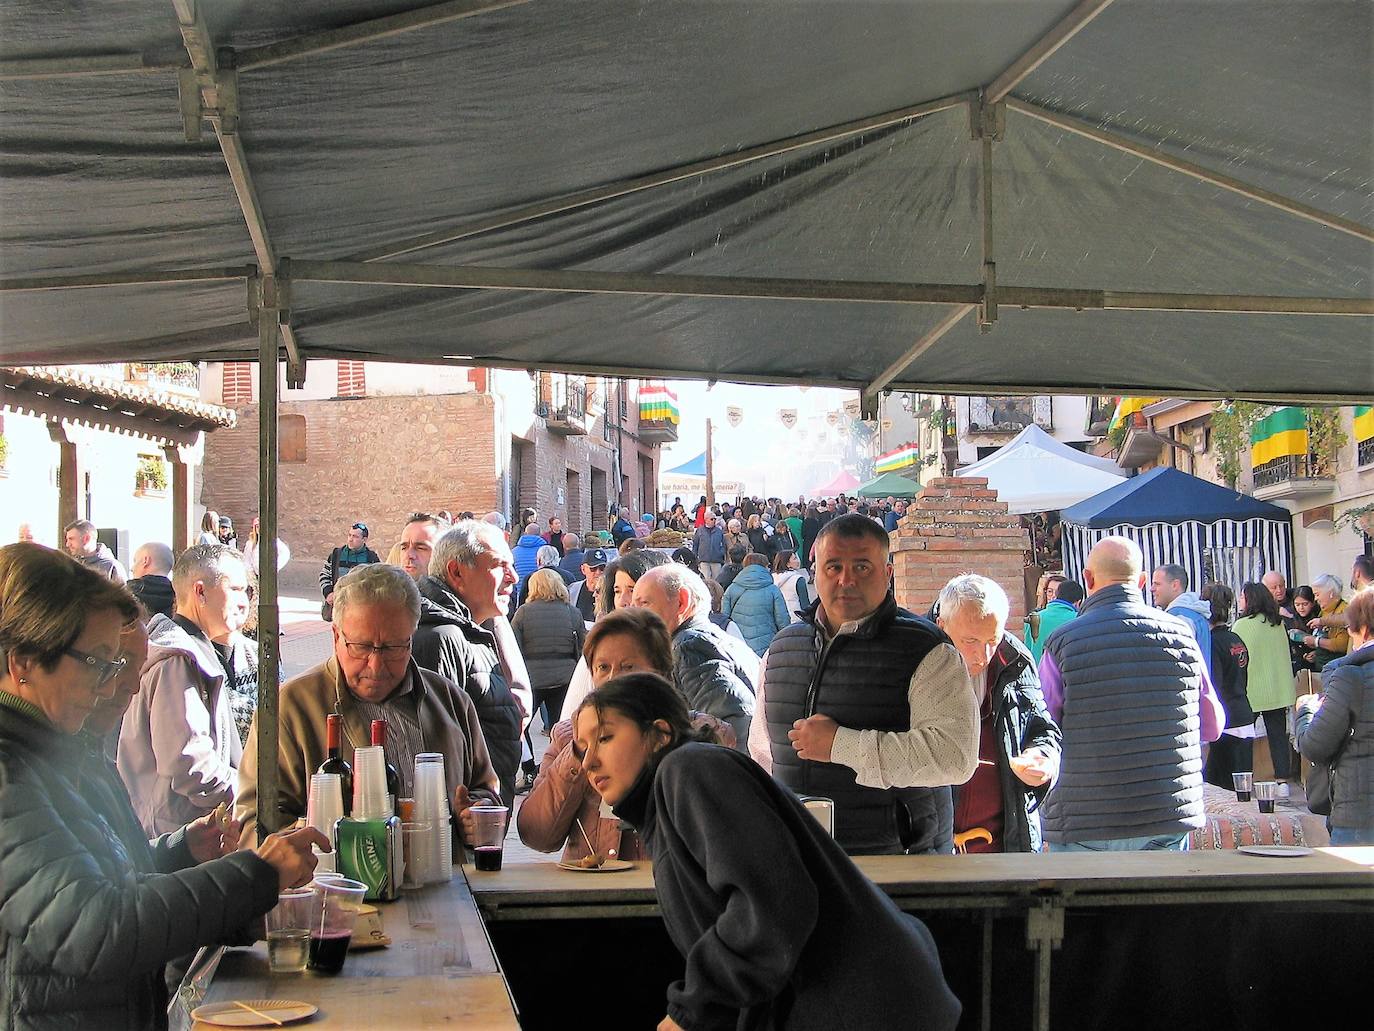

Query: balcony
[[1251, 454, 1336, 502], [539, 375, 589, 436], [1358, 436, 1374, 468], [967, 396, 1052, 434], [125, 361, 201, 397], [639, 418, 679, 445]]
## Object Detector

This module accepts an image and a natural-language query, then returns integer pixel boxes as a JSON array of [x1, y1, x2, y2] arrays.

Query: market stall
[[955, 424, 1126, 515]]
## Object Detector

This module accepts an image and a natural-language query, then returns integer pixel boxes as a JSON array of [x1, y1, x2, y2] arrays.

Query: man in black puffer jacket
[[413, 521, 533, 807]]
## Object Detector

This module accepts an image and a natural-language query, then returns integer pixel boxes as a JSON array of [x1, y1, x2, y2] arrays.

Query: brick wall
[[892, 476, 1030, 634], [202, 392, 499, 562]]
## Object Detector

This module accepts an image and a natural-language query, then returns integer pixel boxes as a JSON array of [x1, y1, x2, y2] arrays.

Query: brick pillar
[[892, 476, 1030, 635], [223, 362, 254, 406]]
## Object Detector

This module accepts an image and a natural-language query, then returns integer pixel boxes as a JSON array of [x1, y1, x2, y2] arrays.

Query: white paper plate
[[191, 999, 318, 1027], [557, 859, 635, 873], [1237, 844, 1313, 858]]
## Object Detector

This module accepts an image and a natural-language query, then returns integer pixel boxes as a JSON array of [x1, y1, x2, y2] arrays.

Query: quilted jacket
[[0, 697, 278, 1030]]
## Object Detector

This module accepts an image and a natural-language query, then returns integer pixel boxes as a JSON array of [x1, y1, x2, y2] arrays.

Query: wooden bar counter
[[187, 849, 1374, 1030], [186, 874, 518, 1030]]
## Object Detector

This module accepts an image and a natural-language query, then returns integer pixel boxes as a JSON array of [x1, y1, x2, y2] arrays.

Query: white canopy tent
[[956, 425, 1126, 514]]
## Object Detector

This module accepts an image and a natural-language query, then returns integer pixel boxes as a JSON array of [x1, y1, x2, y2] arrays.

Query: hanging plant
[[135, 455, 168, 492], [1335, 503, 1374, 539]]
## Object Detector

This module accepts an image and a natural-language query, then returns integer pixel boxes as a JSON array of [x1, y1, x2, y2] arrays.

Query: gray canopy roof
[[2, 0, 1371, 401]]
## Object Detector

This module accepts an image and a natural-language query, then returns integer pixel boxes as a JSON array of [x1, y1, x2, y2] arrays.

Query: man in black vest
[[1037, 536, 1224, 851], [748, 514, 978, 855]]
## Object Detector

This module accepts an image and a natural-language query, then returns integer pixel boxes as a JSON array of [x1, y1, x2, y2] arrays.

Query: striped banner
[[1354, 405, 1374, 442], [1062, 517, 1293, 607], [639, 381, 680, 424], [875, 442, 919, 473], [1249, 406, 1307, 466]]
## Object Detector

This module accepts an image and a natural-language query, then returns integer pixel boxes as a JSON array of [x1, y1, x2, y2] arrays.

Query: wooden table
[[468, 848, 1374, 1031], [184, 875, 519, 1030]]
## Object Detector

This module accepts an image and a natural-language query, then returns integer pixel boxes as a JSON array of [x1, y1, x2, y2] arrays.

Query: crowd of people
[[2, 497, 1371, 1028]]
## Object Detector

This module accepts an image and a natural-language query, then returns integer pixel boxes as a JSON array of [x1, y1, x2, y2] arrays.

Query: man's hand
[[1295, 693, 1322, 718], [254, 827, 329, 892], [1009, 747, 1056, 787], [186, 806, 241, 863], [1307, 616, 1323, 630], [453, 784, 476, 845], [788, 715, 839, 763]]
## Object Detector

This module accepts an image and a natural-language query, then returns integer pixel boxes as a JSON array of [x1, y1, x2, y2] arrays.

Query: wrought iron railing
[[1358, 436, 1374, 467], [1252, 453, 1332, 489]]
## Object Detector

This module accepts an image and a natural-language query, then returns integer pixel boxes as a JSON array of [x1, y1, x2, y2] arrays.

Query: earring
[[17, 677, 27, 684]]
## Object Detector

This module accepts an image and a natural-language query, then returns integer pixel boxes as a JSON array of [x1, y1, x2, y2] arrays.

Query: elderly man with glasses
[[236, 562, 499, 847]]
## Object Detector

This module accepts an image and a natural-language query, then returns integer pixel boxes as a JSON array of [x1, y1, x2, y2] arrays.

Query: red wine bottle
[[318, 714, 353, 817], [371, 719, 401, 815]]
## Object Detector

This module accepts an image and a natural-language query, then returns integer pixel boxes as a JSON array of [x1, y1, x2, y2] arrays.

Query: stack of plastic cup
[[351, 745, 391, 820], [413, 753, 452, 883], [306, 772, 344, 873]]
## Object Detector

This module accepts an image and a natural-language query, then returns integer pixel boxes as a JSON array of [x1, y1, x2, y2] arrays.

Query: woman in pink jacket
[[516, 607, 733, 864]]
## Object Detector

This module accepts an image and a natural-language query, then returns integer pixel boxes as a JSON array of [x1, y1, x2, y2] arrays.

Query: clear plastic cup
[[469, 805, 508, 872], [1231, 772, 1253, 801], [401, 820, 433, 888], [307, 877, 367, 975], [351, 745, 390, 820], [265, 889, 312, 973], [1253, 780, 1279, 814]]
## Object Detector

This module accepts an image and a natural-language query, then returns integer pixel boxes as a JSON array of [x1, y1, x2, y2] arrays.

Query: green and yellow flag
[[1354, 405, 1374, 442], [1250, 407, 1308, 466]]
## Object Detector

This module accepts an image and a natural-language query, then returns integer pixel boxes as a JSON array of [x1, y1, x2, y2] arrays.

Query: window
[[279, 414, 307, 463]]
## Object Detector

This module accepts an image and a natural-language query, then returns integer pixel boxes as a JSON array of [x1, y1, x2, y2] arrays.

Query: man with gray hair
[[632, 564, 758, 749], [64, 517, 127, 584], [127, 541, 177, 618], [1038, 537, 1224, 852], [120, 543, 252, 836], [933, 574, 1061, 854], [237, 562, 499, 846], [413, 520, 533, 806]]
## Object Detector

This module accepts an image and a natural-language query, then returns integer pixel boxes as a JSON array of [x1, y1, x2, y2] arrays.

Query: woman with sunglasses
[[0, 543, 325, 1029], [573, 674, 960, 1031]]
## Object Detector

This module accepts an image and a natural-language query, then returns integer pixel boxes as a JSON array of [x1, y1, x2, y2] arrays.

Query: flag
[[1107, 397, 1159, 432], [1250, 406, 1308, 466], [639, 381, 679, 424], [1354, 405, 1374, 442], [875, 442, 919, 473]]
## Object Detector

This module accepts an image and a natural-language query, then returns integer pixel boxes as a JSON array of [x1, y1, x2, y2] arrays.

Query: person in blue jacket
[[722, 553, 790, 656]]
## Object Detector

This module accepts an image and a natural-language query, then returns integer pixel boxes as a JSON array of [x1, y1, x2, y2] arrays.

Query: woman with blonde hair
[[511, 568, 587, 742]]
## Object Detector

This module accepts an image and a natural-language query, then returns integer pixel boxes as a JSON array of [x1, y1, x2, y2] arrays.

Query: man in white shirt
[[748, 514, 978, 854]]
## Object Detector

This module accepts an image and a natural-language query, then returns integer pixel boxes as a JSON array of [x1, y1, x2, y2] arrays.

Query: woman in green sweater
[[1233, 582, 1298, 781]]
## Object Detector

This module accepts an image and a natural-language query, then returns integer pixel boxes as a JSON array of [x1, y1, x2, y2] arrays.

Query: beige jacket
[[236, 657, 499, 847]]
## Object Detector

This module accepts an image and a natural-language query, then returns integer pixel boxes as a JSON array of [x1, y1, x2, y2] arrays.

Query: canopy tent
[[659, 451, 744, 499], [1060, 467, 1293, 603], [813, 469, 860, 496], [0, 1, 1370, 403], [856, 471, 923, 499], [956, 424, 1126, 513]]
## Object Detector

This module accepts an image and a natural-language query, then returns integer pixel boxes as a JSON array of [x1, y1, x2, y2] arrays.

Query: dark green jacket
[[0, 700, 277, 1030]]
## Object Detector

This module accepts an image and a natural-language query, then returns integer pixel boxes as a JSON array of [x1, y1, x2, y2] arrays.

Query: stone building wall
[[892, 476, 1030, 634], [202, 392, 499, 565]]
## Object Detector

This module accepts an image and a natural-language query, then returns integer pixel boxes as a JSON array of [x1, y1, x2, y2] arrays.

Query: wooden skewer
[[573, 818, 602, 867], [232, 999, 284, 1026]]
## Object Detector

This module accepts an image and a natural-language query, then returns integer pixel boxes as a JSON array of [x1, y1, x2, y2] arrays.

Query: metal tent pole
[[254, 279, 282, 841]]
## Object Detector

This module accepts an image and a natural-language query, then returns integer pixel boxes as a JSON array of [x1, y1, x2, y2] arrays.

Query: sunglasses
[[64, 647, 129, 687]]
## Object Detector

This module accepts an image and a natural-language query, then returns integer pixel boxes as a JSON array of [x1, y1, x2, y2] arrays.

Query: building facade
[[199, 360, 668, 574]]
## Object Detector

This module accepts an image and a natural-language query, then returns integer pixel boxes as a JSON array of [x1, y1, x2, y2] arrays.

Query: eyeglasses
[[64, 647, 129, 687], [339, 635, 412, 660]]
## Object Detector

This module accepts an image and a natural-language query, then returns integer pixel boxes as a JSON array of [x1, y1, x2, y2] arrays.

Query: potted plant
[[135, 455, 168, 496], [1336, 502, 1374, 539]]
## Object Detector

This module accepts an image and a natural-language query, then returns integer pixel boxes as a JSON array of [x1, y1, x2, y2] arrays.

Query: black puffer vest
[[764, 595, 953, 855], [1041, 583, 1207, 843]]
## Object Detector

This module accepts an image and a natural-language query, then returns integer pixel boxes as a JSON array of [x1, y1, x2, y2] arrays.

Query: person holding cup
[[0, 543, 326, 1030], [573, 673, 960, 1031]]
